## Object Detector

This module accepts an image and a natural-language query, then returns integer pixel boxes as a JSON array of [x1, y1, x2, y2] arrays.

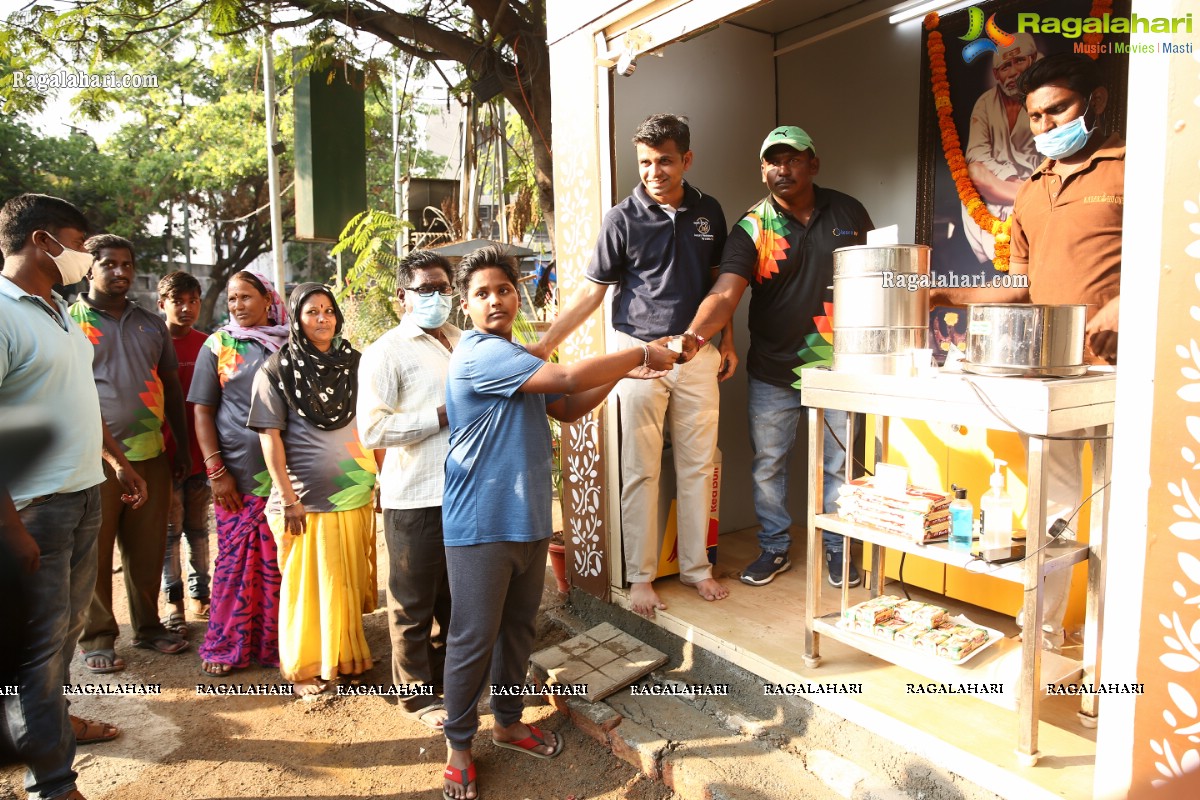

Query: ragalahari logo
[[959, 6, 1016, 63]]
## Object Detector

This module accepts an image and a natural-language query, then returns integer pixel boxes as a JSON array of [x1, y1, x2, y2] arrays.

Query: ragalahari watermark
[[11, 70, 160, 93]]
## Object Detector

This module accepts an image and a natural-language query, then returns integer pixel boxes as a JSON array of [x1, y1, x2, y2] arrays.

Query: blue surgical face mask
[[1033, 99, 1095, 160], [409, 292, 452, 330]]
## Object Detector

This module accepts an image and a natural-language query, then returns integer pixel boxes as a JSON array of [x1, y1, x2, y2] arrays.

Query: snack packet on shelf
[[893, 600, 948, 628], [843, 598, 895, 626], [872, 617, 911, 641]]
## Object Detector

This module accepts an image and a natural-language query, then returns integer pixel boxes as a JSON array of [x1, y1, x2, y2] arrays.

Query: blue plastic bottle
[[949, 486, 973, 551]]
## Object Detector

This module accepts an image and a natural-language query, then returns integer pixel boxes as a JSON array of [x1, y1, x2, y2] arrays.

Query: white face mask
[[42, 234, 93, 284], [408, 292, 453, 330]]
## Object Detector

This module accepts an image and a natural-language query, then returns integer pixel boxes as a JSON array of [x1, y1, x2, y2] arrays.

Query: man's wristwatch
[[685, 330, 707, 348]]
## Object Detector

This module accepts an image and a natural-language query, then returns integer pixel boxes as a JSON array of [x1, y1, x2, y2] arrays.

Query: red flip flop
[[442, 761, 477, 800], [491, 724, 564, 760]]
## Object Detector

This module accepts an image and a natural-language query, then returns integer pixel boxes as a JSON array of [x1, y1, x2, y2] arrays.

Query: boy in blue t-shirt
[[440, 245, 677, 800]]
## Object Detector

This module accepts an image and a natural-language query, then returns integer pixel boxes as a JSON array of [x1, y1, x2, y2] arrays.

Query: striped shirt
[[356, 315, 460, 510]]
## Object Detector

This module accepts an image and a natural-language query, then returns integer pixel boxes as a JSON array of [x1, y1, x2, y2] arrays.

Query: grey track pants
[[441, 537, 549, 750]]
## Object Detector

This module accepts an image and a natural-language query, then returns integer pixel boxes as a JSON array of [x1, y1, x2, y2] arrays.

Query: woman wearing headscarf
[[190, 270, 289, 677], [249, 284, 379, 695]]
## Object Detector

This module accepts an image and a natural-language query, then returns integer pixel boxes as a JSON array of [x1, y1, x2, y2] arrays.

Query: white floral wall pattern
[[549, 32, 609, 598], [1137, 38, 1200, 792], [1152, 269, 1200, 784]]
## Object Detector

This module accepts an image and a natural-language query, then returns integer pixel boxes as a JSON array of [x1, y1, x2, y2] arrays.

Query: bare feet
[[629, 581, 667, 618], [292, 677, 328, 697], [688, 577, 729, 602], [492, 720, 562, 757], [443, 746, 477, 799]]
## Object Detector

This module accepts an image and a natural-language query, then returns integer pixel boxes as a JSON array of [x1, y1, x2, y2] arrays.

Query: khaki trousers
[[613, 330, 720, 584]]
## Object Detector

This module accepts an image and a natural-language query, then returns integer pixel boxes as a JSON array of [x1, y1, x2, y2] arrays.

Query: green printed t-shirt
[[69, 296, 177, 462], [718, 187, 873, 389], [247, 367, 377, 515], [188, 332, 273, 497]]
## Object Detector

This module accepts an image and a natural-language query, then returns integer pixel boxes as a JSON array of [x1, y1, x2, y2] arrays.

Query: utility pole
[[495, 100, 509, 243], [180, 85, 192, 269], [392, 56, 410, 254], [262, 16, 286, 295], [460, 98, 479, 240], [181, 200, 193, 270]]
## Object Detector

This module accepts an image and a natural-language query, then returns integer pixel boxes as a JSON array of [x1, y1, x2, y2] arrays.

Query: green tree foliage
[[362, 59, 448, 210], [3, 17, 317, 327], [330, 208, 405, 345], [0, 116, 148, 252], [2, 0, 555, 240]]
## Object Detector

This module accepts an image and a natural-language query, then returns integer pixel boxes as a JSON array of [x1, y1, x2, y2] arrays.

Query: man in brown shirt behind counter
[[933, 53, 1123, 648]]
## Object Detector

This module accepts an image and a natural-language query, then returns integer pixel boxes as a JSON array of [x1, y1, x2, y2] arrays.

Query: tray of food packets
[[838, 595, 1002, 666]]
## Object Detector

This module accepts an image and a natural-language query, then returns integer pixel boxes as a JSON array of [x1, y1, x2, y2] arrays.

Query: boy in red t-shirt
[[158, 271, 213, 632]]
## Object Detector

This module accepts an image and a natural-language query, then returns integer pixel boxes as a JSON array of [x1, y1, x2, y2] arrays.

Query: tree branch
[[282, 0, 485, 66]]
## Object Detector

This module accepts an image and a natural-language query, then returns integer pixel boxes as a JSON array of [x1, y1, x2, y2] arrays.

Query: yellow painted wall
[[885, 420, 1091, 625]]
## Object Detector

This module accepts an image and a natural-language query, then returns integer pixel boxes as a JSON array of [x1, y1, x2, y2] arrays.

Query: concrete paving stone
[[604, 632, 642, 656], [587, 622, 623, 642], [627, 644, 667, 668], [531, 644, 571, 671], [560, 637, 595, 656], [579, 645, 620, 669], [549, 660, 592, 686], [606, 717, 669, 781], [596, 659, 644, 683]]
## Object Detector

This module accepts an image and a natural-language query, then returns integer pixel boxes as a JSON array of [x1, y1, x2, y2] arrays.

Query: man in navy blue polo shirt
[[531, 114, 734, 618], [682, 125, 874, 589]]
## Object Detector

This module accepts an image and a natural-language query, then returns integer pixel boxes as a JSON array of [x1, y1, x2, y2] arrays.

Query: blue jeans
[[2, 487, 101, 799], [747, 377, 853, 555], [162, 474, 212, 603]]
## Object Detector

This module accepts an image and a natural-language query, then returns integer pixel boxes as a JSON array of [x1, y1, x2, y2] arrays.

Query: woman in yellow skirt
[[249, 283, 379, 696]]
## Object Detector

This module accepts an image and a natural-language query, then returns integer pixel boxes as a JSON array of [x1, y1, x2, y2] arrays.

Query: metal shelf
[[812, 615, 1083, 712], [816, 514, 1087, 582], [800, 366, 1114, 765]]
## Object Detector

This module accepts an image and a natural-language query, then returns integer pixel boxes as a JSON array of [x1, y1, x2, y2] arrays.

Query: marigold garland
[[923, 3, 1105, 272]]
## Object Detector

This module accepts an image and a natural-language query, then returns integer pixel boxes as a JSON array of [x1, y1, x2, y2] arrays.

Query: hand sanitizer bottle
[[949, 485, 973, 552], [980, 460, 1014, 551]]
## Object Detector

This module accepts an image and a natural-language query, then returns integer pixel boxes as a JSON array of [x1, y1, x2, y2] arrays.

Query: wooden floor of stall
[[610, 527, 1096, 800]]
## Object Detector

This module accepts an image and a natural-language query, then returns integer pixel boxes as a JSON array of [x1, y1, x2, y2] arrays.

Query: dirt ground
[[1, 522, 672, 800]]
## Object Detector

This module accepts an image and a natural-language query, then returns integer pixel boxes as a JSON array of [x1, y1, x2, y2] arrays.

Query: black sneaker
[[825, 549, 861, 588], [740, 550, 791, 586]]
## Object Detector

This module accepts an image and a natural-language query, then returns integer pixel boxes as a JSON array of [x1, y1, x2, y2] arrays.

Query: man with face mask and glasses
[[0, 194, 147, 800], [933, 53, 1123, 650], [357, 249, 460, 729]]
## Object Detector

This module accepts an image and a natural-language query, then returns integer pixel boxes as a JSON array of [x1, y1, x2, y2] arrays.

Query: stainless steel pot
[[831, 244, 930, 375], [964, 304, 1086, 377]]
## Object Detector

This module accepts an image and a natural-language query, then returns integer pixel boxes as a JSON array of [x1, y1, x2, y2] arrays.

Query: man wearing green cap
[[681, 125, 873, 588]]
